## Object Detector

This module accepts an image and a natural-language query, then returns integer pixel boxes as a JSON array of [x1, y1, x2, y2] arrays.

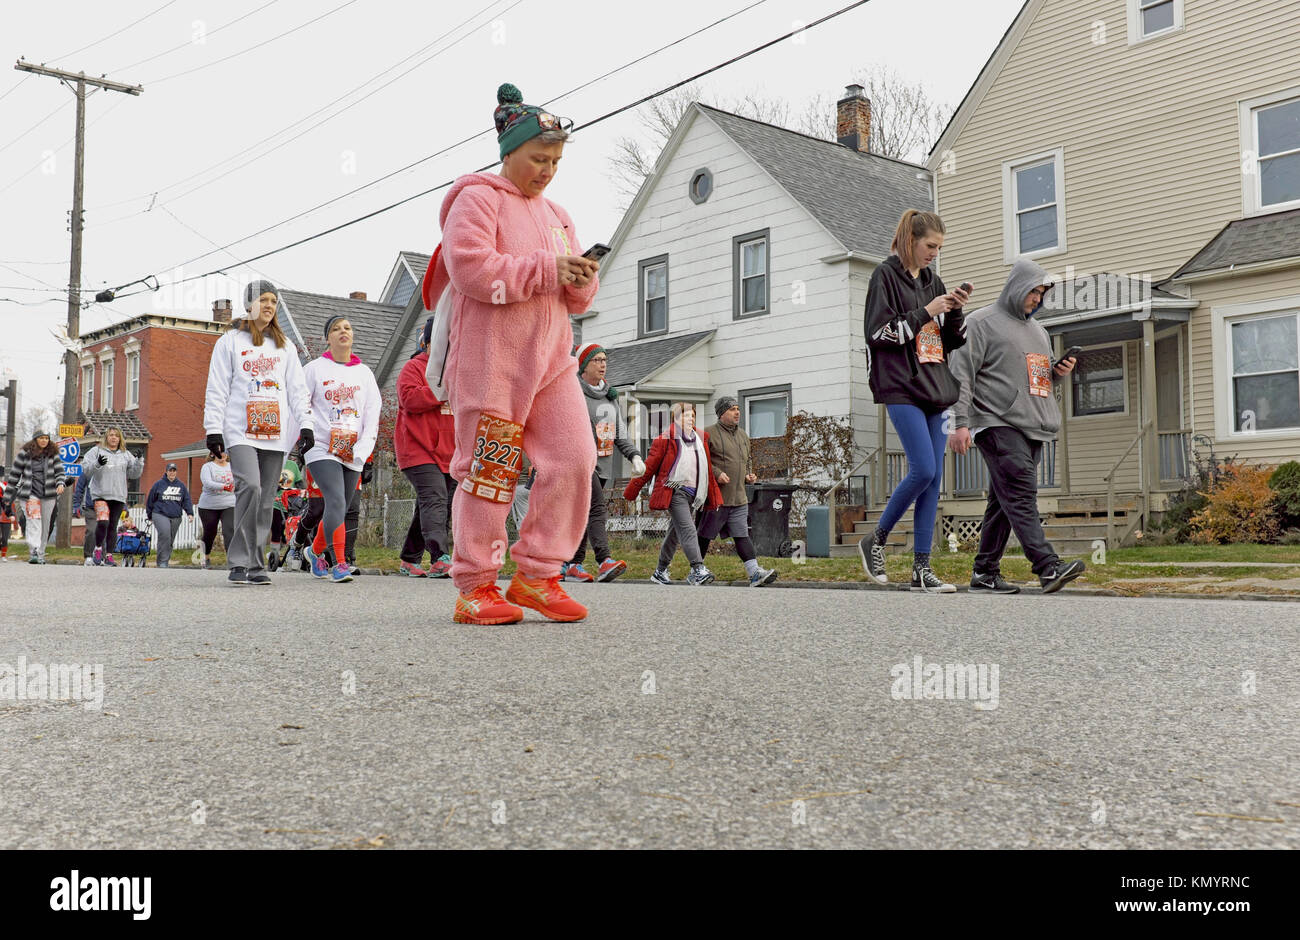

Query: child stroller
[[118, 519, 153, 567], [266, 490, 308, 572]]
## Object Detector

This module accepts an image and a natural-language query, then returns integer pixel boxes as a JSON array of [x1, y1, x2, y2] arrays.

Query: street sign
[[58, 438, 81, 463], [63, 464, 82, 478], [59, 423, 84, 439]]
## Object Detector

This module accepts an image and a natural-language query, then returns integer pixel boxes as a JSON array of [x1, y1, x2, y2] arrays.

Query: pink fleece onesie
[[435, 171, 598, 591]]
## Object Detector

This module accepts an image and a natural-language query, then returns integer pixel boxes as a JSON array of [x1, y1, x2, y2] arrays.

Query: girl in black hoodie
[[863, 210, 970, 593]]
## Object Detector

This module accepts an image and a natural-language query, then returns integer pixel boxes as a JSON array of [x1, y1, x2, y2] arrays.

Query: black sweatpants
[[401, 464, 455, 563], [569, 470, 611, 566], [94, 499, 127, 554], [973, 425, 1060, 577]]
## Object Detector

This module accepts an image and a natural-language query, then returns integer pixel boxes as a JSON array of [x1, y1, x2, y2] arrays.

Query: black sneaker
[[858, 535, 888, 584], [1039, 560, 1086, 594], [911, 564, 956, 594], [969, 572, 1021, 594], [228, 566, 249, 585], [247, 570, 272, 586]]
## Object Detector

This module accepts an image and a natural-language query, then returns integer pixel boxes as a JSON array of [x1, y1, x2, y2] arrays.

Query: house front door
[[1155, 335, 1181, 431]]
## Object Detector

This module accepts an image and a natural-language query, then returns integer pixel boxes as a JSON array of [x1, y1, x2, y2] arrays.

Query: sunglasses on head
[[536, 112, 574, 132]]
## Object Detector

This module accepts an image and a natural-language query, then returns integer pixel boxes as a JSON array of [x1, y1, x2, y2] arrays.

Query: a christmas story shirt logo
[[241, 349, 282, 377]]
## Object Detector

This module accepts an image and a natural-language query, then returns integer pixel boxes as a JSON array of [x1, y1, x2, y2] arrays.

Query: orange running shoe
[[453, 583, 524, 624], [505, 572, 589, 622]]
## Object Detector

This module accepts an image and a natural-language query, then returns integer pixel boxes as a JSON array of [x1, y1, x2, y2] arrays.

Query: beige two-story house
[[929, 0, 1300, 547]]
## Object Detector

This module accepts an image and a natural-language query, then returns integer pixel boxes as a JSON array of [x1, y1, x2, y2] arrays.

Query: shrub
[[1188, 464, 1281, 544], [1269, 460, 1300, 529]]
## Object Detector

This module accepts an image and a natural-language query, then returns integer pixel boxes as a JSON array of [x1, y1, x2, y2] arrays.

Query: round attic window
[[688, 168, 713, 204]]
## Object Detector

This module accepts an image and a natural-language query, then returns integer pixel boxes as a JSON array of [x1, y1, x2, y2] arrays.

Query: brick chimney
[[349, 291, 367, 301], [836, 84, 871, 153], [212, 299, 232, 323]]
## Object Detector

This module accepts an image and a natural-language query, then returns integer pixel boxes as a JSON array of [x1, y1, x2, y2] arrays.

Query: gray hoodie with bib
[[949, 258, 1063, 443]]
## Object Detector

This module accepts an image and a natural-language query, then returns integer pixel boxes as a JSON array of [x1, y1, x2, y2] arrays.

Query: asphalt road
[[2, 564, 1296, 849]]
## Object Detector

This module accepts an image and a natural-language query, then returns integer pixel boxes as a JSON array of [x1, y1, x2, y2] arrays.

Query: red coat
[[395, 352, 455, 472], [623, 424, 722, 511]]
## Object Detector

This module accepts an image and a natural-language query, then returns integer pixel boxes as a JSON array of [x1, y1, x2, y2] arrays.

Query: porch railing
[[1104, 420, 1152, 549], [1159, 429, 1191, 482], [950, 439, 1056, 497]]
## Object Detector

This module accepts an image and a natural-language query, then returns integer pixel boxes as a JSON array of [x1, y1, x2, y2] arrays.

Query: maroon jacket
[[623, 423, 722, 512], [395, 352, 455, 472]]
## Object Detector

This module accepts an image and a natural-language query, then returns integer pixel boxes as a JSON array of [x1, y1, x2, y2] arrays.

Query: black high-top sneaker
[[911, 552, 955, 594], [859, 528, 889, 584]]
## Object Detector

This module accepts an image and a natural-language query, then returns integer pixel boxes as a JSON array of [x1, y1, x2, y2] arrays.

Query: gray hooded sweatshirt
[[580, 379, 641, 482], [949, 257, 1063, 442], [80, 443, 145, 502]]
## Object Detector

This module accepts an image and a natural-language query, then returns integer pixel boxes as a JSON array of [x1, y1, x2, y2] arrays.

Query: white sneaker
[[83, 556, 95, 567]]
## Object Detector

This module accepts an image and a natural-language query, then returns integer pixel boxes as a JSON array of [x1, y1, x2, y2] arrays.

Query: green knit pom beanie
[[494, 83, 571, 159]]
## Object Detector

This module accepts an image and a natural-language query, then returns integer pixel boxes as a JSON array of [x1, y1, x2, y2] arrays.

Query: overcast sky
[[0, 0, 1024, 420]]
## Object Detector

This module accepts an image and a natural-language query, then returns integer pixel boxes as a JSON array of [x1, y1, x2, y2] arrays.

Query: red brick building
[[77, 302, 232, 502]]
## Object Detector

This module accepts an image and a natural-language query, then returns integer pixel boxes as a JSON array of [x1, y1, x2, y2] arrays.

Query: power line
[[0, 101, 68, 157], [145, 0, 361, 84], [111, 0, 282, 74], [53, 0, 183, 63], [85, 0, 518, 215], [0, 96, 126, 196], [154, 0, 772, 273]]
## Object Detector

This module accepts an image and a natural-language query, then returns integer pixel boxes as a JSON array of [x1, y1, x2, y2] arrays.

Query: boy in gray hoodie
[[948, 258, 1085, 594]]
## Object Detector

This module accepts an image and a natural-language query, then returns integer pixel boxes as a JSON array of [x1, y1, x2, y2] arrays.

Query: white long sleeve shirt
[[198, 460, 236, 510], [301, 353, 382, 471], [203, 329, 312, 453]]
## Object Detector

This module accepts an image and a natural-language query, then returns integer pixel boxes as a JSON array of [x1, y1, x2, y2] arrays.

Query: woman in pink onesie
[[429, 83, 599, 625]]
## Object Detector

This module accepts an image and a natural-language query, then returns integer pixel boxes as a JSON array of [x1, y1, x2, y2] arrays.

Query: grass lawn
[[18, 539, 1300, 593]]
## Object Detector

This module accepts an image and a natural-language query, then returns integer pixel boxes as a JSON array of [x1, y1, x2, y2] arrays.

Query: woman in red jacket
[[624, 402, 722, 586], [395, 317, 456, 577]]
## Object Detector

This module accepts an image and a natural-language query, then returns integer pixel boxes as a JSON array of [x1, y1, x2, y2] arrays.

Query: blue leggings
[[878, 404, 948, 552]]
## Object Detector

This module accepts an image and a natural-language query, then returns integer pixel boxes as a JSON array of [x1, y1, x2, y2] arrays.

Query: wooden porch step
[[1041, 522, 1113, 540], [1054, 495, 1140, 514]]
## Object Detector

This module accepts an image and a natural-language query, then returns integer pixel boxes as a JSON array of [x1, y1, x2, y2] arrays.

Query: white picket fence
[[124, 506, 201, 550]]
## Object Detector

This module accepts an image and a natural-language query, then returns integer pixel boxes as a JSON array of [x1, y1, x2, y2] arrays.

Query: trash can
[[747, 480, 796, 557], [804, 505, 830, 557]]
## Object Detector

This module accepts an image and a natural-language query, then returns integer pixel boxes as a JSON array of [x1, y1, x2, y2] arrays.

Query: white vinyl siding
[[1240, 88, 1300, 215], [1002, 148, 1065, 261], [1127, 0, 1184, 44]]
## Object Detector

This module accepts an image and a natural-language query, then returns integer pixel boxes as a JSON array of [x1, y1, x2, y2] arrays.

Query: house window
[[126, 350, 140, 409], [1071, 345, 1127, 417], [1246, 92, 1300, 214], [688, 168, 713, 205], [638, 256, 668, 338], [81, 364, 94, 411], [1229, 313, 1300, 432], [638, 401, 673, 458], [1002, 148, 1065, 260], [740, 385, 791, 438], [1127, 0, 1183, 42], [101, 358, 115, 412], [733, 230, 770, 319]]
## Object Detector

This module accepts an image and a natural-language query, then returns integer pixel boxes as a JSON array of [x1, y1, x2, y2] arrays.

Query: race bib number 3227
[[462, 413, 524, 504]]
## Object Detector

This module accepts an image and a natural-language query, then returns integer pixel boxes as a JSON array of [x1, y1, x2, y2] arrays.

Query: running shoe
[[330, 563, 353, 583], [84, 556, 95, 567], [505, 573, 588, 622], [969, 572, 1020, 594], [28, 555, 39, 564], [304, 545, 329, 579], [650, 568, 672, 585], [228, 566, 249, 585], [859, 534, 888, 584], [454, 583, 524, 625], [429, 554, 452, 578], [748, 567, 778, 587], [93, 547, 104, 566], [103, 554, 118, 567], [687, 564, 715, 586], [247, 570, 272, 585], [399, 560, 429, 577], [283, 546, 303, 571], [596, 559, 627, 583], [561, 562, 595, 583], [911, 563, 956, 594], [1039, 560, 1086, 594]]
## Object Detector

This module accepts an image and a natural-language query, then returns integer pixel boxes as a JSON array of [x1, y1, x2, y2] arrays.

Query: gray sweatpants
[[151, 512, 186, 566], [657, 488, 704, 569], [227, 445, 285, 572], [27, 497, 57, 560]]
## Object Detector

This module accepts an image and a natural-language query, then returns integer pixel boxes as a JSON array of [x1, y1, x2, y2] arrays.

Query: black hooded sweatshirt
[[864, 254, 967, 412]]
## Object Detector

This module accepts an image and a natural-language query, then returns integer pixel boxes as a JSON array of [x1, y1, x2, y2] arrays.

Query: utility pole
[[14, 61, 141, 546], [1, 379, 16, 469]]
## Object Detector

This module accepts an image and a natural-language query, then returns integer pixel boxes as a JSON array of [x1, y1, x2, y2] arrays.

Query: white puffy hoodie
[[302, 352, 381, 471], [204, 328, 312, 452]]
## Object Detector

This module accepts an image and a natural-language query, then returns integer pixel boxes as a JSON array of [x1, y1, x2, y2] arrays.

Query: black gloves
[[206, 434, 225, 459], [361, 461, 374, 485], [295, 429, 315, 454], [96, 452, 108, 466]]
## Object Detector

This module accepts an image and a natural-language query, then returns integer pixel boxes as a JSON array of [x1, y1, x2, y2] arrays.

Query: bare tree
[[19, 400, 61, 442], [608, 70, 952, 204]]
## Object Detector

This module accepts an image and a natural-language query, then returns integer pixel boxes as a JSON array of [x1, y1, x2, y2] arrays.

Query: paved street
[[2, 564, 1296, 849]]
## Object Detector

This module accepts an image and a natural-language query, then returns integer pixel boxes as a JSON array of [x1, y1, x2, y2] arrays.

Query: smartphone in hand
[[582, 243, 610, 262], [1053, 345, 1084, 370]]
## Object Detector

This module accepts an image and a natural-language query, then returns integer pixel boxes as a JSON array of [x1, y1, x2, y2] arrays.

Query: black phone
[[1053, 345, 1083, 370], [582, 243, 610, 261], [958, 281, 973, 294]]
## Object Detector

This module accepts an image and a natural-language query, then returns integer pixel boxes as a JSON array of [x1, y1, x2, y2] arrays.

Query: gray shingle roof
[[1171, 208, 1300, 279], [1036, 273, 1190, 318], [278, 290, 406, 365], [606, 330, 714, 388], [80, 411, 153, 440], [401, 251, 431, 279], [697, 105, 933, 258]]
